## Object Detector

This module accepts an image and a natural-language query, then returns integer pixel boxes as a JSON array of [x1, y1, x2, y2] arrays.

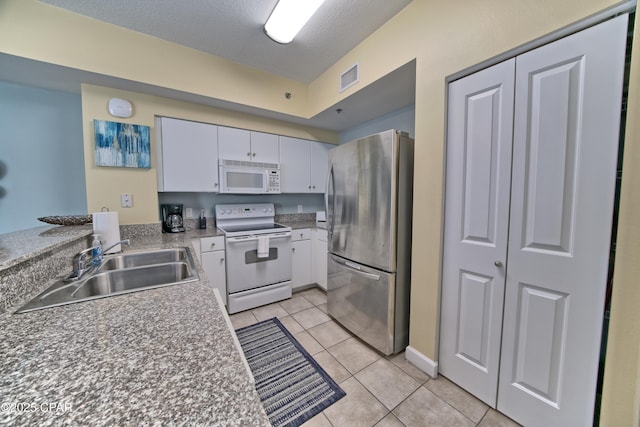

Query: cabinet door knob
[[220, 258, 224, 263], [494, 260, 503, 267], [211, 243, 216, 249], [247, 152, 251, 156], [292, 247, 296, 253], [252, 152, 256, 157], [312, 185, 316, 189], [214, 182, 218, 187]]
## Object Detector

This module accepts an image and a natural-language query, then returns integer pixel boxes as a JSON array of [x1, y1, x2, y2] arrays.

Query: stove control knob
[[263, 208, 267, 212]]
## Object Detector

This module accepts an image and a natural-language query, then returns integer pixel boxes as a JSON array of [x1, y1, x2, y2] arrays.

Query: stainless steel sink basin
[[73, 263, 194, 298], [99, 248, 188, 271], [15, 247, 199, 313]]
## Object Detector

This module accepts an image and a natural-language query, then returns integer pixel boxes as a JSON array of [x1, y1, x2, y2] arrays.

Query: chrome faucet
[[67, 239, 130, 281]]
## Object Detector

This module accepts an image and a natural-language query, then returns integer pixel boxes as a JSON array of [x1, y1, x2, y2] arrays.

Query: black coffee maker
[[161, 204, 185, 233]]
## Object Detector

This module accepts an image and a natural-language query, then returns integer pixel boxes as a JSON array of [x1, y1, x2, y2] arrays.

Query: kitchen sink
[[73, 263, 194, 298], [99, 248, 188, 271], [15, 247, 199, 313]]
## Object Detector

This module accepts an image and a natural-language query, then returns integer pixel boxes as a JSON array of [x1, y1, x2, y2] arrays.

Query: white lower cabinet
[[312, 228, 328, 290], [291, 229, 312, 290], [200, 236, 227, 305]]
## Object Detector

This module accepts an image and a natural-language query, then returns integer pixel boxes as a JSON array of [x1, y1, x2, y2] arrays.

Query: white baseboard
[[405, 346, 438, 378]]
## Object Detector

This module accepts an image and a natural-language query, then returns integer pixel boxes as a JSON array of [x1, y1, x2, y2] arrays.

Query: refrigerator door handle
[[338, 258, 381, 281], [325, 162, 335, 236]]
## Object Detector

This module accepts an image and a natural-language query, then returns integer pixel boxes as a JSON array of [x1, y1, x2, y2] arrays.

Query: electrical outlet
[[186, 208, 193, 218], [120, 193, 133, 208], [297, 204, 303, 213]]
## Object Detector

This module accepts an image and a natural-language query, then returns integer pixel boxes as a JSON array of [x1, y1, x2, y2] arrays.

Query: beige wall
[[81, 83, 337, 224], [0, 0, 309, 117], [2, 0, 639, 424]]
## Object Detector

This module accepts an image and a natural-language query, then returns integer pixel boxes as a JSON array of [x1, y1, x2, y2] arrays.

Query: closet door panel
[[498, 15, 628, 427], [439, 58, 515, 406]]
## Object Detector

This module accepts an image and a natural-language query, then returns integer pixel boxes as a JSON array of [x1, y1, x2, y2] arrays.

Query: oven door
[[225, 233, 292, 293]]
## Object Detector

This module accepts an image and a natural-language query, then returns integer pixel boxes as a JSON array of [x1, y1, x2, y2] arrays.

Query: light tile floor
[[229, 288, 521, 427]]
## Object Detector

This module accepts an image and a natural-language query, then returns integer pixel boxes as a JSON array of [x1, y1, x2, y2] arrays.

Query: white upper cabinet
[[218, 126, 279, 164], [279, 136, 310, 193], [279, 136, 333, 193], [156, 117, 219, 192], [250, 131, 280, 164], [309, 142, 332, 191], [217, 126, 249, 162]]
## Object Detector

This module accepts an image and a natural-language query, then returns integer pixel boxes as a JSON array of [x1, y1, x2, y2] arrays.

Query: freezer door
[[327, 254, 400, 355], [327, 130, 397, 271]]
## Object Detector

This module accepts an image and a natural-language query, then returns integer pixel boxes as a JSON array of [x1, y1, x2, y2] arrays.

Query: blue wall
[[0, 81, 86, 234], [339, 105, 415, 144]]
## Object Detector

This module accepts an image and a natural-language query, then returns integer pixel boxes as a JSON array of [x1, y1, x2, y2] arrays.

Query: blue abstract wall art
[[94, 119, 151, 168]]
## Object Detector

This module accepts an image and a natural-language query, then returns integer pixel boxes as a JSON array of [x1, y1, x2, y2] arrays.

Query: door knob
[[494, 260, 503, 267]]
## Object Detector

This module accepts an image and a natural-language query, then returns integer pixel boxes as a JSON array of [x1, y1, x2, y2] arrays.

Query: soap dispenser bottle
[[91, 234, 103, 266]]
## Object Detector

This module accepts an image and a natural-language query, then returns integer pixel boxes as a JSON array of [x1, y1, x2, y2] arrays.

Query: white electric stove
[[215, 203, 292, 314]]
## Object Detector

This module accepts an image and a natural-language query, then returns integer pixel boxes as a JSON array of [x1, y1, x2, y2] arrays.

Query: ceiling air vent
[[340, 63, 359, 93]]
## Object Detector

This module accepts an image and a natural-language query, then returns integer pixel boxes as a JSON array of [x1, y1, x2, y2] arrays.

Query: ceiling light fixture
[[264, 0, 326, 44]]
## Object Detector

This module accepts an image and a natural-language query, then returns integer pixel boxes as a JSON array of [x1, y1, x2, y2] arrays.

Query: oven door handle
[[226, 234, 291, 244]]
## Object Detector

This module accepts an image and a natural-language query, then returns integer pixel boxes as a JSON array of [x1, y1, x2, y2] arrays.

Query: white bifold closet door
[[440, 14, 627, 427], [440, 58, 515, 406]]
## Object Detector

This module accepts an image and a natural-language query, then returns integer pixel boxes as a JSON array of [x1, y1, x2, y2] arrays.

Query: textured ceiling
[[38, 0, 412, 83], [3, 1, 416, 131]]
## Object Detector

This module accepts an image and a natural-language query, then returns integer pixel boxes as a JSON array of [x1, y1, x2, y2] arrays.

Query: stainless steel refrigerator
[[326, 129, 414, 355]]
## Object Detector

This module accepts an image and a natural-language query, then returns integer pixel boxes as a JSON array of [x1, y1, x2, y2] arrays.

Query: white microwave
[[218, 159, 281, 194]]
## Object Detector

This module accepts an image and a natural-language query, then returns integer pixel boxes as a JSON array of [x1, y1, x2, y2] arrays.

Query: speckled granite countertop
[[0, 230, 269, 426], [286, 221, 327, 230], [0, 225, 93, 270]]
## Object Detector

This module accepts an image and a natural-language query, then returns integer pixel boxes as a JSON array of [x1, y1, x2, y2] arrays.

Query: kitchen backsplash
[[157, 192, 325, 220]]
